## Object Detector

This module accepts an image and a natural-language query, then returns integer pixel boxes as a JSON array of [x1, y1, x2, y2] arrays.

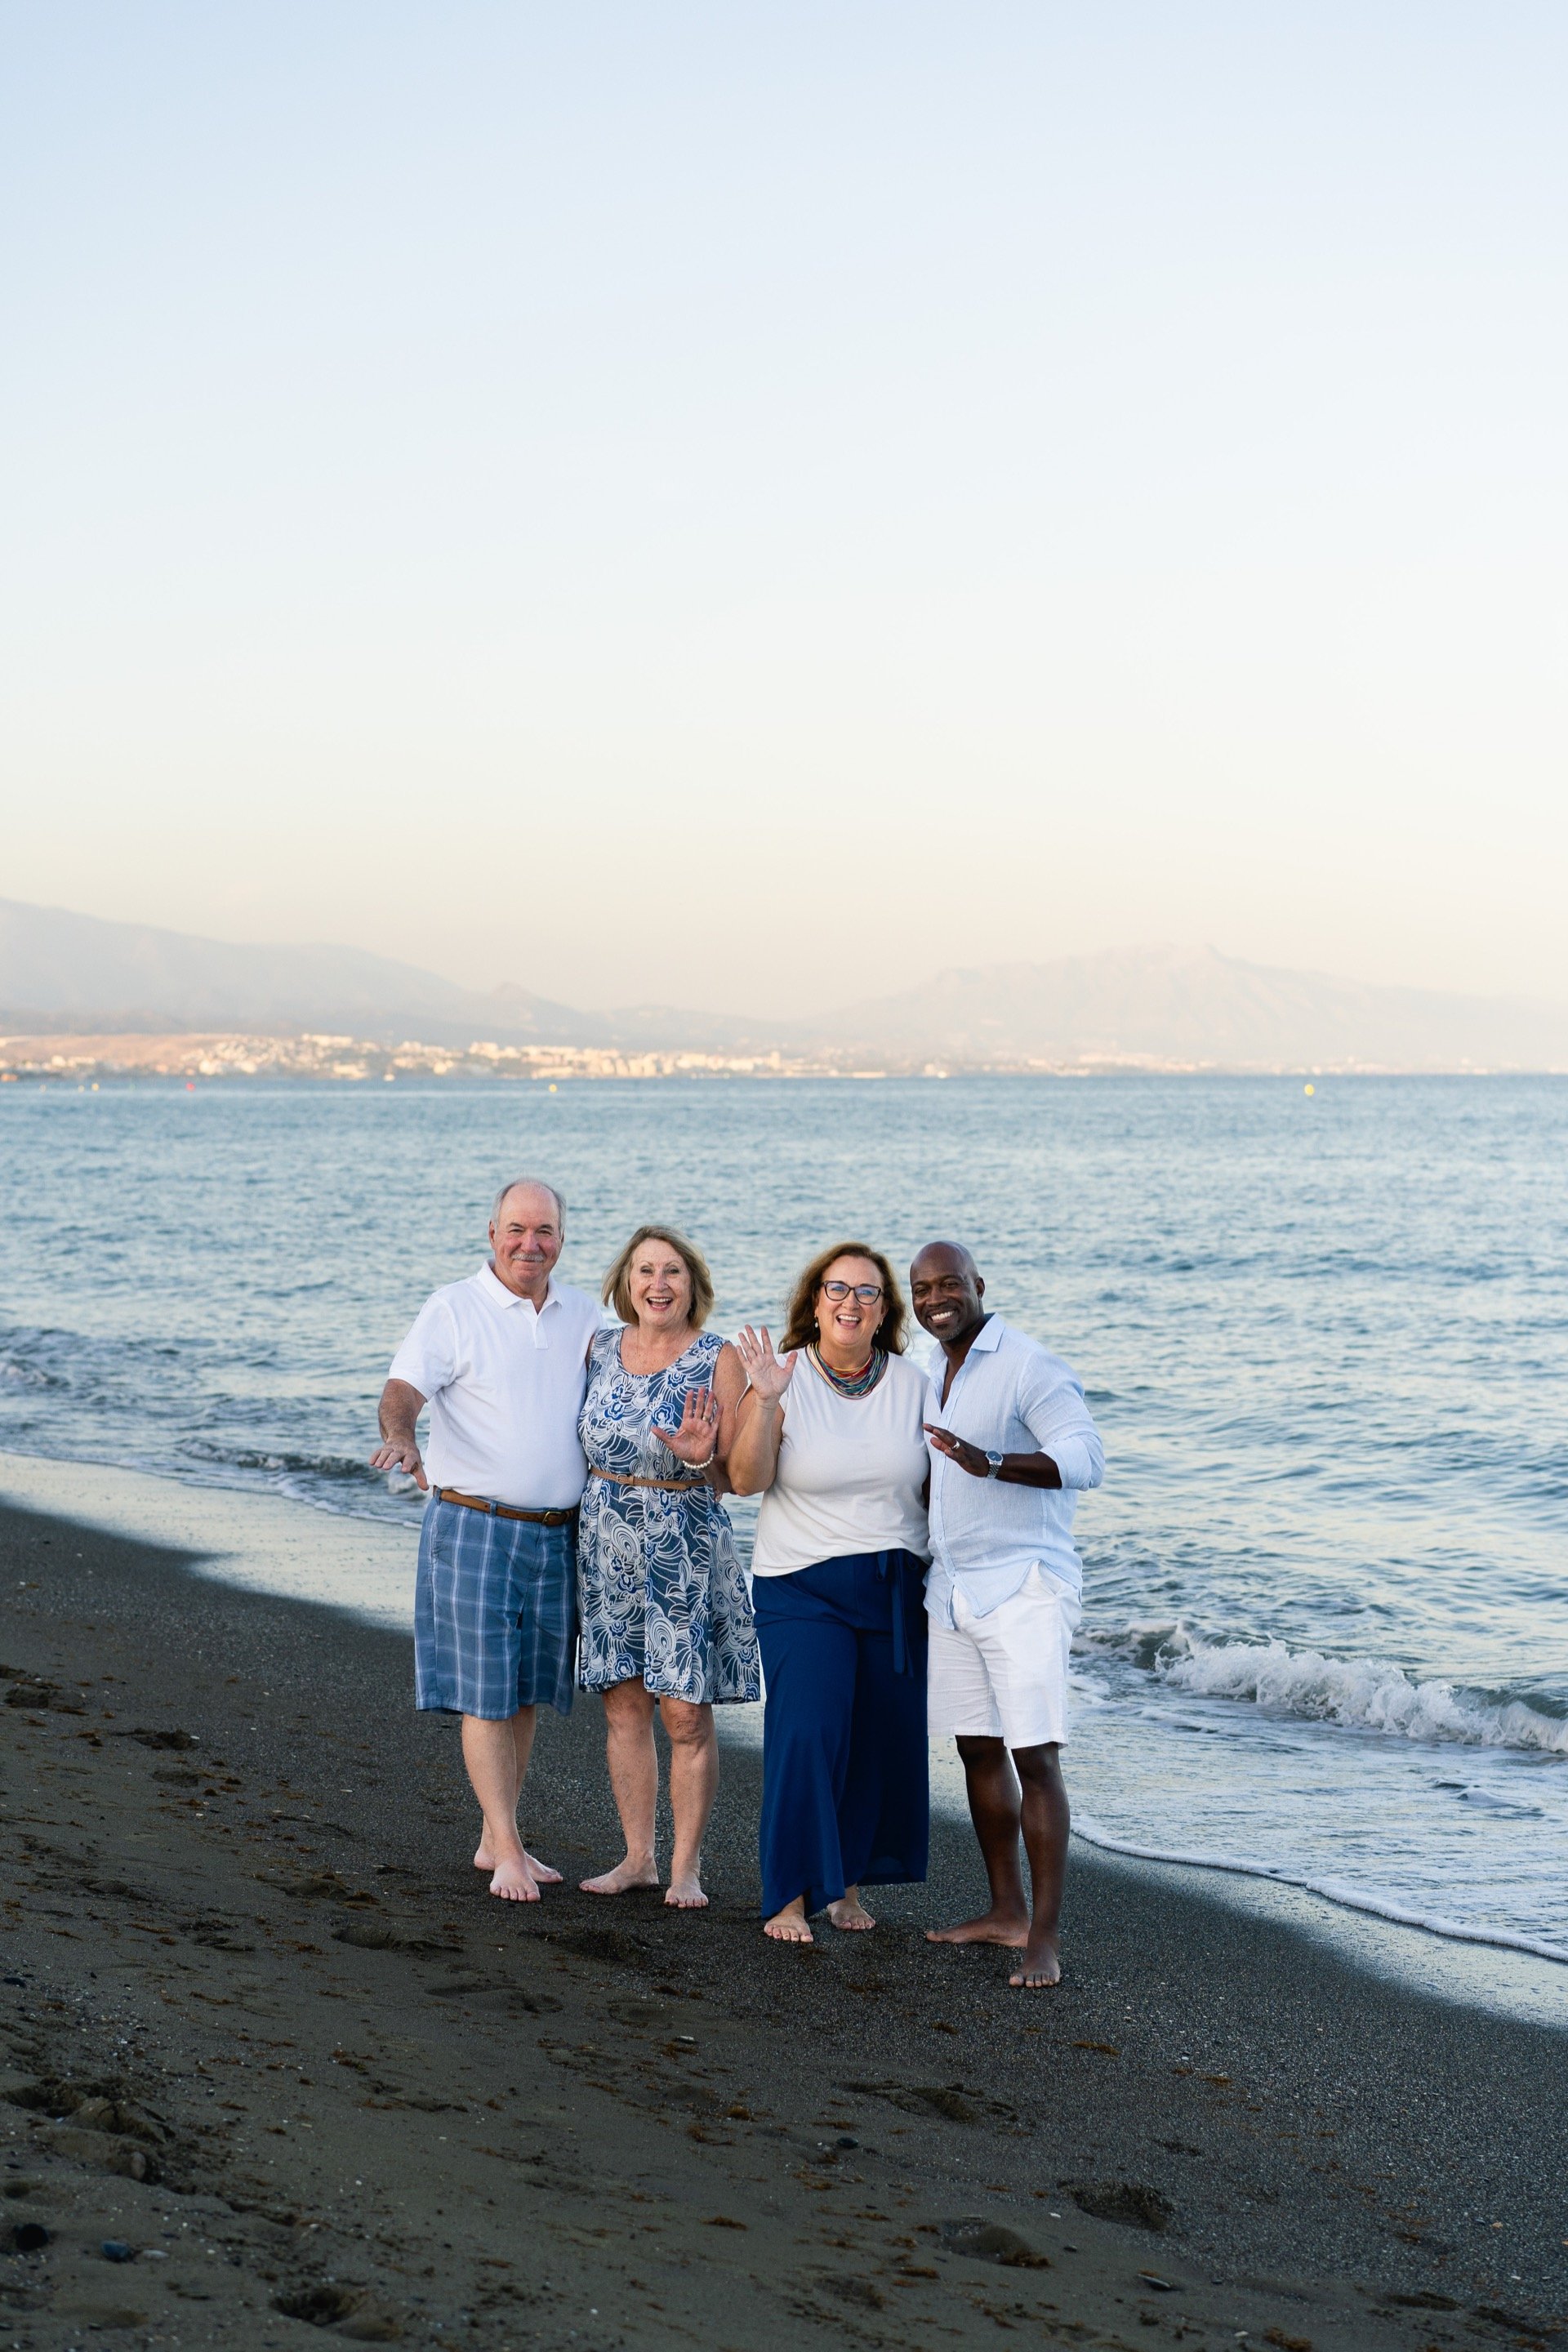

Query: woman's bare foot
[[826, 1888, 875, 1931], [926, 1906, 1029, 1947], [764, 1898, 814, 1944], [474, 1842, 560, 1882], [488, 1855, 541, 1902], [665, 1875, 709, 1909], [580, 1855, 661, 1896], [1009, 1929, 1062, 1989]]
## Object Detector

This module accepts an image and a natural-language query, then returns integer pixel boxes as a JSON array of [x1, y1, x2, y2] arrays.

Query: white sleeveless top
[[751, 1350, 931, 1577]]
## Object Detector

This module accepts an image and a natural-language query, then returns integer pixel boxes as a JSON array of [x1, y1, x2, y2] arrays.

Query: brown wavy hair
[[780, 1241, 908, 1356], [603, 1224, 716, 1330]]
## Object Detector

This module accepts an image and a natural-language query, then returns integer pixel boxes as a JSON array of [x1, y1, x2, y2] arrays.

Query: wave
[[1149, 1629, 1568, 1755], [1071, 1812, 1568, 1967], [176, 1437, 385, 1486]]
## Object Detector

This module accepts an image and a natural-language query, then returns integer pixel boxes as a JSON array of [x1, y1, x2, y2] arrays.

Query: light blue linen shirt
[[924, 1314, 1104, 1626]]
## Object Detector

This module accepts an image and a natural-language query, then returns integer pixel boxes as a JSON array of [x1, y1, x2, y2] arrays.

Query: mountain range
[[3, 897, 1566, 1071]]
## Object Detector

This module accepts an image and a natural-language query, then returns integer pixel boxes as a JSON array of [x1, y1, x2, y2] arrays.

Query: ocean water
[[2, 1075, 1566, 1966]]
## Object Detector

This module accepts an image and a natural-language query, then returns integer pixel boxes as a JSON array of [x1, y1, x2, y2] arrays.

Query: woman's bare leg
[[581, 1680, 662, 1893], [660, 1697, 717, 1907]]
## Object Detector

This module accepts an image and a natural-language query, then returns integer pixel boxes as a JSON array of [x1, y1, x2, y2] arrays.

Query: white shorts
[[926, 1566, 1081, 1750]]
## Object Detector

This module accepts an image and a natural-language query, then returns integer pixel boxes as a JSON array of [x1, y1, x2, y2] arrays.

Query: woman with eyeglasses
[[728, 1241, 930, 1944]]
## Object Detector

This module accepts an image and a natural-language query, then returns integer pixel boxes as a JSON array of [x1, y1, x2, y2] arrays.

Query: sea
[[2, 1074, 1566, 1974]]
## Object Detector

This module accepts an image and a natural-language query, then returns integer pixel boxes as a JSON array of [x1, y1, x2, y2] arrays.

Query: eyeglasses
[[821, 1281, 884, 1303]]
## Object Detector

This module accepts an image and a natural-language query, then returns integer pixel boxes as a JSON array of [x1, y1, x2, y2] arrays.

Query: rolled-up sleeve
[[1021, 1370, 1104, 1491], [389, 1296, 457, 1401]]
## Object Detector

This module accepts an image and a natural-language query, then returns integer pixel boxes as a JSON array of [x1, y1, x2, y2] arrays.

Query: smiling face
[[910, 1242, 987, 1348], [626, 1240, 694, 1336], [488, 1184, 564, 1300], [813, 1254, 885, 1365]]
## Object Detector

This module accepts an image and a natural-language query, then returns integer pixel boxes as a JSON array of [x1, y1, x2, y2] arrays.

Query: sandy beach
[[2, 1488, 1566, 2352]]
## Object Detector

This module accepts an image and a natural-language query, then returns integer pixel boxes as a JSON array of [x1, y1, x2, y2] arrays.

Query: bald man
[[910, 1241, 1104, 1989], [372, 1177, 599, 1903]]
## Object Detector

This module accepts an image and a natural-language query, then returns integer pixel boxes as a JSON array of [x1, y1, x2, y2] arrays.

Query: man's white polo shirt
[[389, 1263, 601, 1510]]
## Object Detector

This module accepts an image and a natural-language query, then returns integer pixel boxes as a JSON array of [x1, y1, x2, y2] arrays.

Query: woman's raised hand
[[653, 1386, 720, 1466], [735, 1324, 796, 1404]]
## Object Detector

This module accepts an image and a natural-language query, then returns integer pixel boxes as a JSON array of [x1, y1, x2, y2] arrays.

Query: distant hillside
[[0, 897, 589, 1043], [2, 901, 1564, 1071], [0, 898, 793, 1053], [814, 946, 1568, 1071]]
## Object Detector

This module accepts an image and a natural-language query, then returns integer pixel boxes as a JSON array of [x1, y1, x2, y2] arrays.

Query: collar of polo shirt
[[478, 1262, 561, 1313]]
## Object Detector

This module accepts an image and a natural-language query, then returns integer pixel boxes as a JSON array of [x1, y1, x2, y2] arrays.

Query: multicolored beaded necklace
[[808, 1342, 888, 1399]]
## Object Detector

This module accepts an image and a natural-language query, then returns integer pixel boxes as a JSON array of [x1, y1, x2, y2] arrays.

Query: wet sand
[[2, 1494, 1565, 2351]]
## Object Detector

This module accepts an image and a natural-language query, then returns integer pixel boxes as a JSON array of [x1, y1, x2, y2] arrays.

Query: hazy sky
[[2, 4, 1564, 1015]]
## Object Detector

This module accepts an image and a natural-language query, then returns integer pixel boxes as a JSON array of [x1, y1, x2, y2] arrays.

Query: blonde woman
[[728, 1242, 930, 1944], [577, 1224, 758, 1908]]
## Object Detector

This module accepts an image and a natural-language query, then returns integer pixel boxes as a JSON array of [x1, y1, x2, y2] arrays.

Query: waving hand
[[734, 1325, 797, 1403], [653, 1385, 721, 1467]]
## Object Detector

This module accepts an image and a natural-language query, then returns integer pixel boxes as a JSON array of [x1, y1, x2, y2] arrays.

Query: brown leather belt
[[431, 1486, 577, 1527], [588, 1467, 706, 1494]]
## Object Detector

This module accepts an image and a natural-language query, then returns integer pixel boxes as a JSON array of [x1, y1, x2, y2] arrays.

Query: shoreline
[[11, 1066, 1568, 1088], [3, 1446, 1565, 2031]]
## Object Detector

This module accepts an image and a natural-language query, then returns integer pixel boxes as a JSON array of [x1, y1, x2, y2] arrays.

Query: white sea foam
[[1152, 1630, 1568, 1755], [1071, 1811, 1568, 1966]]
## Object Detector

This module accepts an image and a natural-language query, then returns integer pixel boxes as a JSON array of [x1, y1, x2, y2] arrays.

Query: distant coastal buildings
[[0, 1028, 1443, 1081], [0, 1031, 875, 1083], [0, 1030, 1235, 1082]]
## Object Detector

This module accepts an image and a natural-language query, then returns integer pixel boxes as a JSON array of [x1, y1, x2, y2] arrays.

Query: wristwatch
[[984, 1449, 1004, 1478]]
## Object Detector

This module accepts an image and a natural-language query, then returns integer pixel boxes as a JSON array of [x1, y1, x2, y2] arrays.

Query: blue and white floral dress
[[576, 1328, 760, 1705]]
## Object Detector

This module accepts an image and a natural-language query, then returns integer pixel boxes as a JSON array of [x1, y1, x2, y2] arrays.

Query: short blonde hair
[[603, 1224, 715, 1331], [780, 1241, 907, 1356]]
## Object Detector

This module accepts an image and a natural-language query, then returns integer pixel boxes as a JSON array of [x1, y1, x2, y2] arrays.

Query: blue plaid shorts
[[414, 1495, 578, 1720]]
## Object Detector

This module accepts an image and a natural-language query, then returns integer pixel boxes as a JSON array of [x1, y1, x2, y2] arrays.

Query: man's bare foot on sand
[[763, 1898, 813, 1944], [665, 1875, 709, 1910], [488, 1854, 541, 1902], [1009, 1930, 1062, 1989], [925, 1907, 1030, 1948], [826, 1889, 875, 1931], [474, 1842, 560, 1882], [580, 1855, 661, 1895]]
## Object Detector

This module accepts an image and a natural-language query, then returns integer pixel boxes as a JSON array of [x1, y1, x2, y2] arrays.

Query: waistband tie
[[871, 1548, 919, 1677]]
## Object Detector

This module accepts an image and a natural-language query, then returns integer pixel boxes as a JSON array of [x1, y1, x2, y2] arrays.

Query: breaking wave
[[1152, 1629, 1568, 1756]]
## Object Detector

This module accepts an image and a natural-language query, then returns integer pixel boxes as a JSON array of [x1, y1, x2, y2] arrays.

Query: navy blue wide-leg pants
[[754, 1550, 929, 1920]]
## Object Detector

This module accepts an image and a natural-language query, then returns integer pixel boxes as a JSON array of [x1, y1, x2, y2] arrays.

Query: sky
[[2, 4, 1564, 1017]]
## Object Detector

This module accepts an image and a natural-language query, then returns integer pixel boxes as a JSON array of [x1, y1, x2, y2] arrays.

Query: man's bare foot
[[474, 1842, 560, 1882], [763, 1900, 813, 1944], [1009, 1931, 1062, 1989], [580, 1856, 661, 1896], [826, 1891, 875, 1931], [665, 1875, 709, 1910], [488, 1855, 541, 1903], [926, 1908, 1030, 1948]]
